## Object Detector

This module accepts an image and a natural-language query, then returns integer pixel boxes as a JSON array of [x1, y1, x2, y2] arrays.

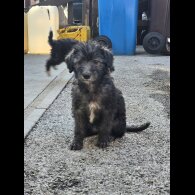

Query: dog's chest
[[88, 101, 100, 123]]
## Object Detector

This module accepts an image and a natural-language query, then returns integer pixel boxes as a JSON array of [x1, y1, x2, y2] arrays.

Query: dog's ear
[[65, 49, 76, 73], [101, 47, 114, 72]]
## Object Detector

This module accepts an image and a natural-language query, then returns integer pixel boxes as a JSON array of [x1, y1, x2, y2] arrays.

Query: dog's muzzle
[[82, 73, 91, 80]]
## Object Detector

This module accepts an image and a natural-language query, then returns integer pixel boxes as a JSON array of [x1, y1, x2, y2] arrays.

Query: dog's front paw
[[70, 141, 83, 150], [96, 139, 109, 149]]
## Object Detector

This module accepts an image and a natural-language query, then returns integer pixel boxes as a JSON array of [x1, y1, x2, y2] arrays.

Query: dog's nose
[[82, 73, 91, 80]]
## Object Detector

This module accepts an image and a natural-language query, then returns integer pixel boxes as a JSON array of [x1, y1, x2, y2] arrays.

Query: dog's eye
[[74, 62, 81, 69], [93, 60, 99, 64]]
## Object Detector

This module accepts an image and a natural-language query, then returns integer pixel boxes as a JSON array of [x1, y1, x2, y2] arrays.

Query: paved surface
[[24, 47, 170, 195], [24, 54, 73, 137]]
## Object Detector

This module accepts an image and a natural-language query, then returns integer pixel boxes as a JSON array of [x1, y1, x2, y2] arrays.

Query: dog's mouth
[[82, 78, 93, 84], [79, 77, 97, 85]]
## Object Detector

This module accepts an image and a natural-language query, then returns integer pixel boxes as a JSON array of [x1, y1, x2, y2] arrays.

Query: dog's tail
[[48, 30, 54, 46], [126, 122, 150, 132]]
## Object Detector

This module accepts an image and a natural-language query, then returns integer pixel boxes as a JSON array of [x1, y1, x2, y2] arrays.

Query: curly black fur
[[65, 41, 150, 150], [45, 30, 78, 76]]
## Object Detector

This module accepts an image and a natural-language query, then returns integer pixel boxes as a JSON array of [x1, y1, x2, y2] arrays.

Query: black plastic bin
[[143, 0, 170, 54]]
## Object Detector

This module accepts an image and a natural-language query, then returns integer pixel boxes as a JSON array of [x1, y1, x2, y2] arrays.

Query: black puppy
[[65, 41, 150, 150], [45, 30, 78, 76]]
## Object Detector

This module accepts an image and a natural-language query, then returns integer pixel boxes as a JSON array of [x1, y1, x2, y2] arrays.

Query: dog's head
[[65, 41, 114, 85]]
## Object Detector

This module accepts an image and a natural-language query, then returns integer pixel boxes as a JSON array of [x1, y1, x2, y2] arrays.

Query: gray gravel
[[24, 48, 170, 195]]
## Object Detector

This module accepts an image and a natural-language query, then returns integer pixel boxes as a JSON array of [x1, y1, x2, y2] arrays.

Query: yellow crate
[[57, 26, 91, 42]]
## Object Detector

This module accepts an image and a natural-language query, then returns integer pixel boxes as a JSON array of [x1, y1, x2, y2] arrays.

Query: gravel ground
[[24, 50, 170, 195]]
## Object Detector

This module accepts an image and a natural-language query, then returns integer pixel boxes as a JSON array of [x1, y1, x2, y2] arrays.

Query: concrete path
[[24, 54, 73, 138]]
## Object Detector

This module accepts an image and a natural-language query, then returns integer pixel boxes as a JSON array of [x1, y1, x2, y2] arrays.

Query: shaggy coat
[[65, 41, 150, 150]]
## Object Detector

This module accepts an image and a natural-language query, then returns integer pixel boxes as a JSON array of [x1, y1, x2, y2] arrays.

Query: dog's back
[[46, 30, 79, 75], [48, 31, 78, 58]]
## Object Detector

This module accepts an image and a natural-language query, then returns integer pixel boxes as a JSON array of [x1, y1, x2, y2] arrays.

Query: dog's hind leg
[[45, 58, 60, 76], [111, 92, 126, 138], [111, 118, 126, 139], [96, 111, 114, 148]]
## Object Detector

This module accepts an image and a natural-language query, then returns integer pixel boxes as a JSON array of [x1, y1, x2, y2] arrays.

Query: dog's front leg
[[70, 110, 86, 150], [96, 111, 113, 148]]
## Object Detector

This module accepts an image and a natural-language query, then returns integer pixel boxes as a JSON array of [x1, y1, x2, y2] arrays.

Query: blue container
[[98, 0, 138, 55]]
